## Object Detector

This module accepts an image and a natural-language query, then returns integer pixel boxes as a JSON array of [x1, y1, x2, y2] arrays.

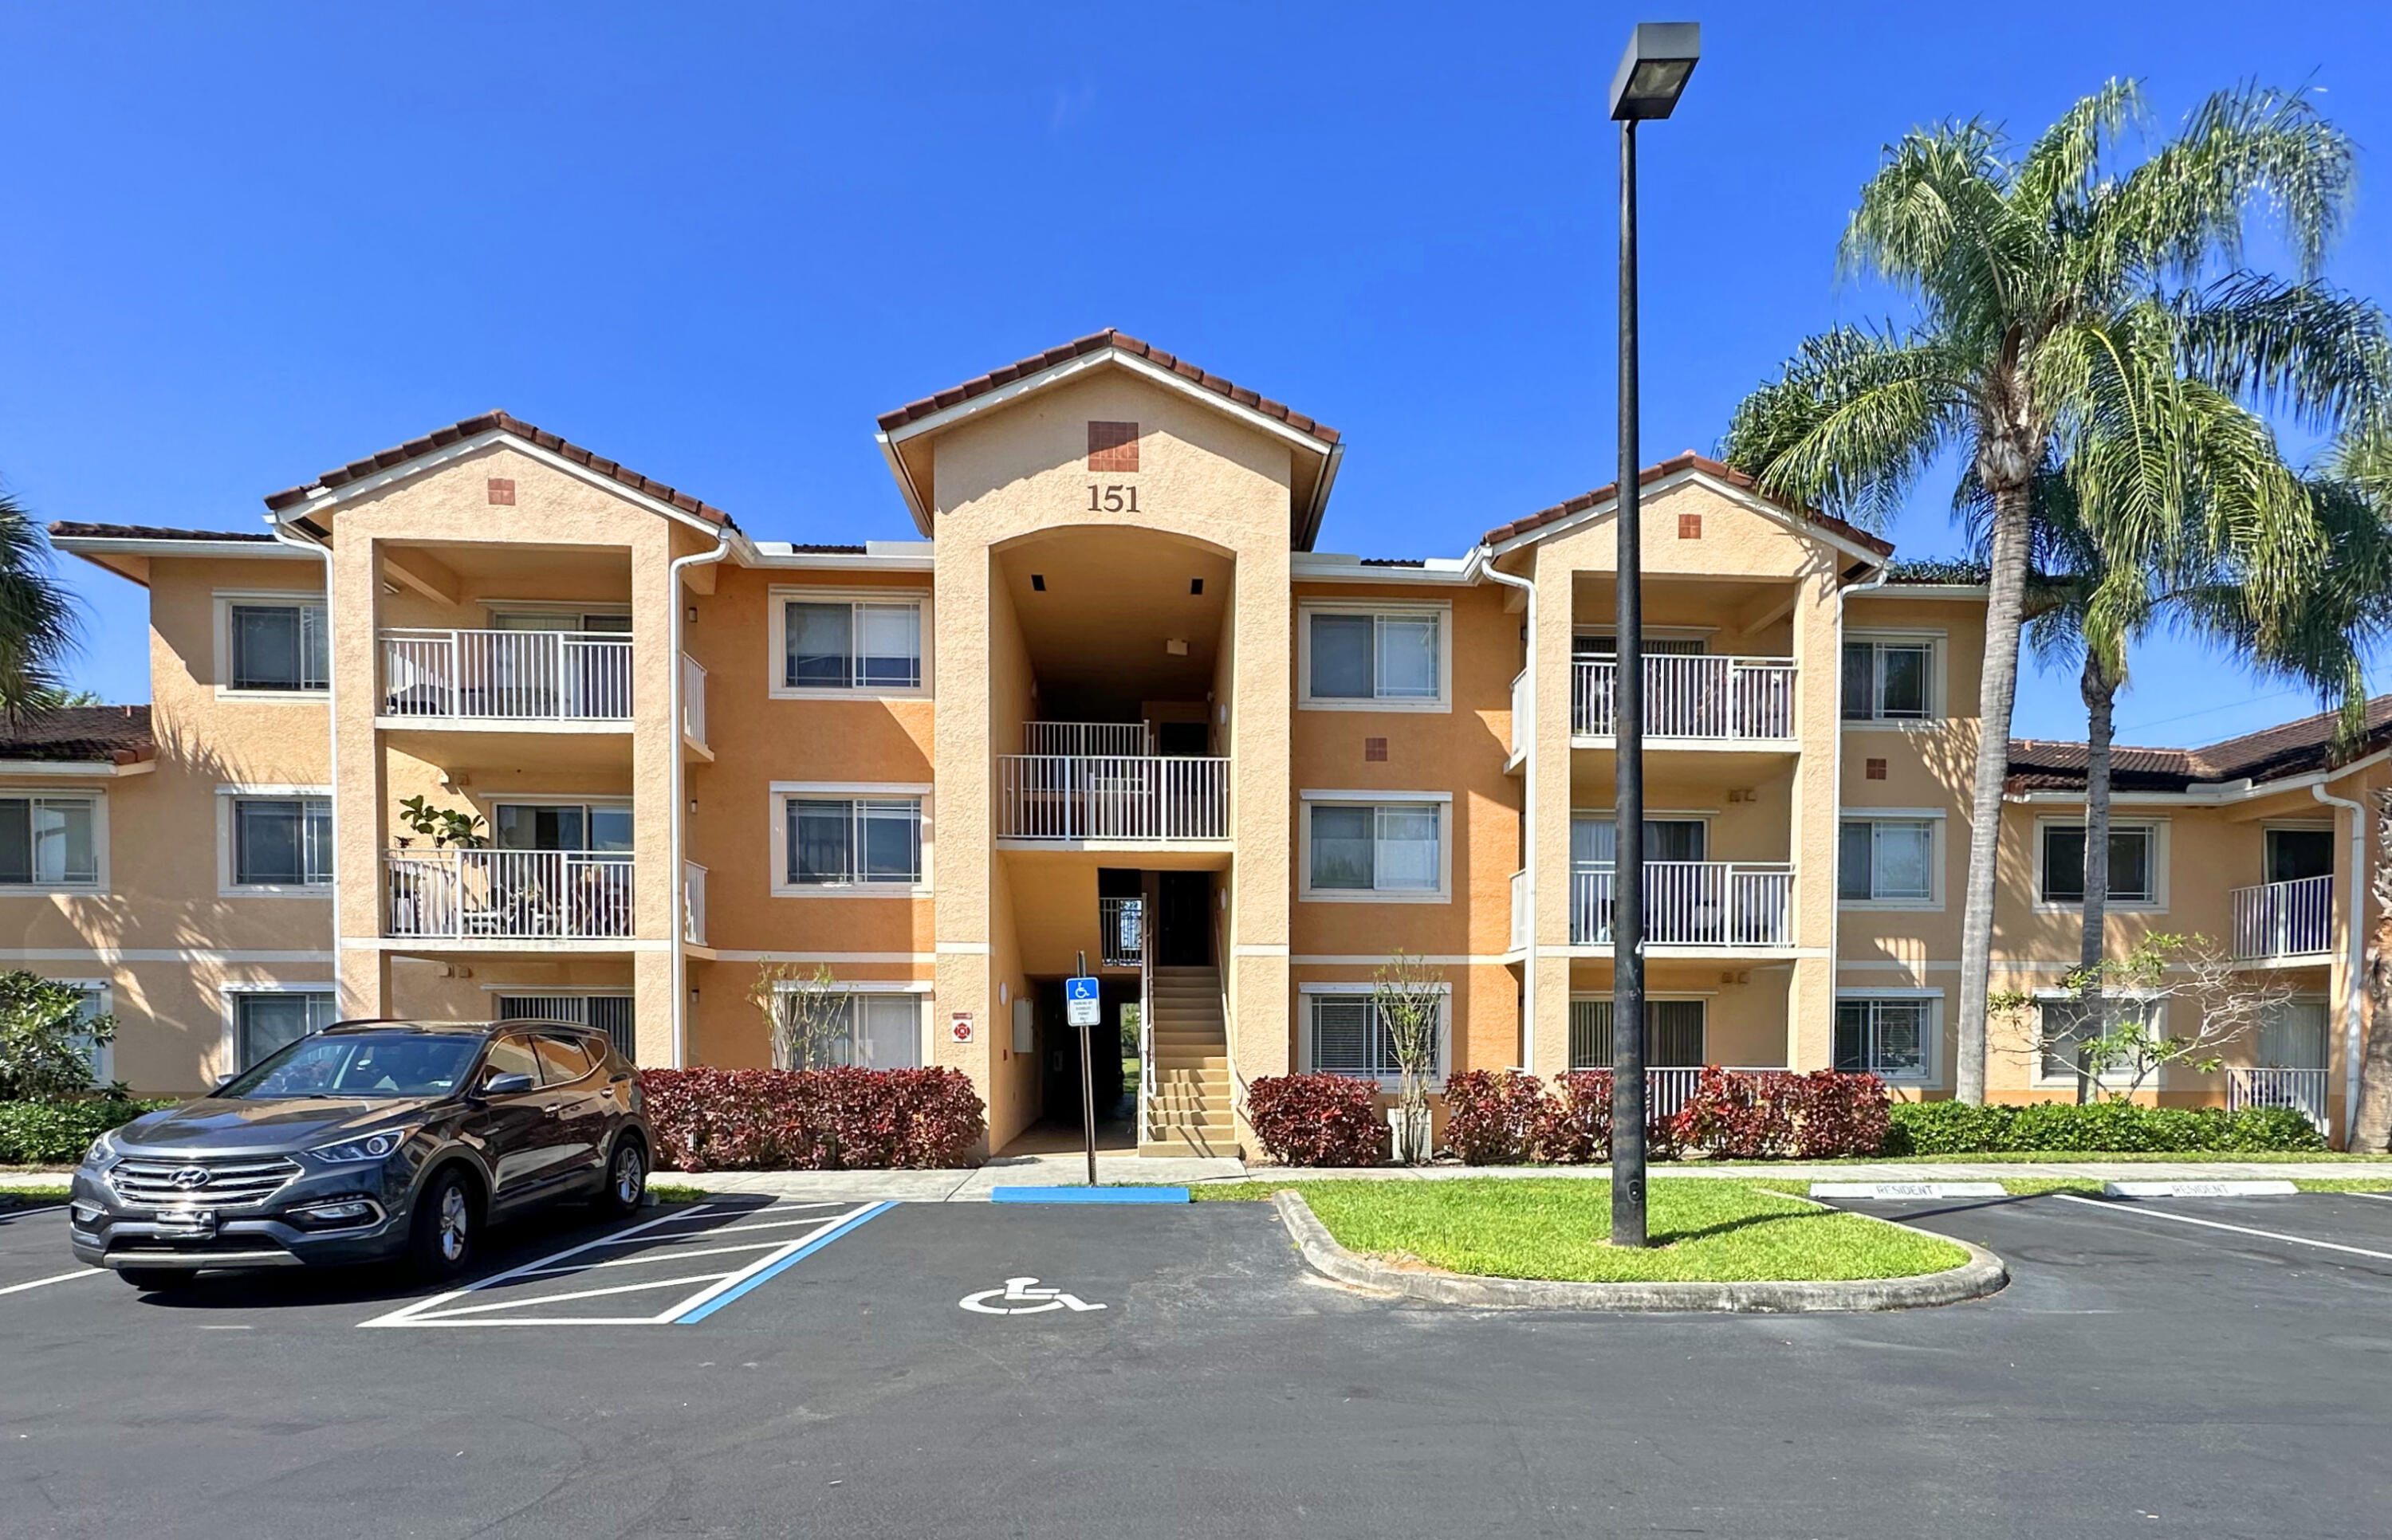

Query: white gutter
[[1479, 550, 1536, 1071], [269, 524, 342, 1006], [1831, 561, 1895, 1063], [2313, 778, 2370, 1149], [667, 536, 733, 1068]]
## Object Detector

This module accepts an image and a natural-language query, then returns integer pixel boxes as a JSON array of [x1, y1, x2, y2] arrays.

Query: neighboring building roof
[[1481, 451, 1898, 560], [0, 705, 154, 765], [262, 411, 731, 527], [875, 329, 1341, 446], [2008, 695, 2392, 793], [49, 523, 279, 544]]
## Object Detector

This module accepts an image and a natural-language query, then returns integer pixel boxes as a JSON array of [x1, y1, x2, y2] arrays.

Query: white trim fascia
[[216, 979, 341, 996], [478, 984, 635, 996], [337, 936, 672, 953], [0, 948, 336, 964], [741, 540, 938, 572], [1855, 583, 1990, 599], [1290, 554, 1480, 586], [879, 348, 1338, 460], [53, 536, 317, 562], [772, 977, 936, 996], [265, 428, 725, 539], [769, 780, 934, 797], [1484, 466, 1892, 566], [215, 783, 332, 797], [1299, 788, 1455, 803], [1289, 954, 1514, 966], [1300, 980, 1455, 996], [0, 759, 151, 779], [375, 717, 631, 736], [708, 950, 936, 964], [1839, 806, 1949, 819]]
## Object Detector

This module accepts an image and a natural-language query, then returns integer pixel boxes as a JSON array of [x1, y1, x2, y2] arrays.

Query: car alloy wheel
[[437, 1182, 470, 1264], [610, 1141, 646, 1214]]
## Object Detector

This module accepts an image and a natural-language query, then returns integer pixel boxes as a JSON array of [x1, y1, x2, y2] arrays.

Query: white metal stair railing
[[1570, 864, 1795, 947], [2225, 1067, 2330, 1131], [1136, 890, 1156, 1145], [384, 849, 636, 939], [380, 629, 634, 721], [1571, 655, 1798, 740], [997, 755, 1230, 840], [2229, 874, 2333, 958]]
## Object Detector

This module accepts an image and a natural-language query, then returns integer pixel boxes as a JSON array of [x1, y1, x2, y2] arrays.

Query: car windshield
[[218, 1034, 483, 1099]]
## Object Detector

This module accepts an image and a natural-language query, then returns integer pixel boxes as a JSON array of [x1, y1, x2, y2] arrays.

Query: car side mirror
[[480, 1071, 536, 1096], [211, 1075, 238, 1094]]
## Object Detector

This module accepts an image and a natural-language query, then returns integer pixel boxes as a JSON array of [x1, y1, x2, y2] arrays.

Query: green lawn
[[1814, 1149, 2387, 1165], [0, 1185, 70, 1209], [648, 1184, 709, 1204], [1201, 1177, 1968, 1284]]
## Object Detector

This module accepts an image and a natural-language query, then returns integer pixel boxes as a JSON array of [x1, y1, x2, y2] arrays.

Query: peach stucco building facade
[[26, 331, 2385, 1152]]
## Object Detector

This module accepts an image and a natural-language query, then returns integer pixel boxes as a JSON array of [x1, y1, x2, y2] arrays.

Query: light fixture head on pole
[[1608, 22, 1700, 121]]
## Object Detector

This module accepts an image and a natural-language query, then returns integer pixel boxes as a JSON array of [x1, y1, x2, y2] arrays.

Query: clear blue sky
[[4, 2, 2387, 746]]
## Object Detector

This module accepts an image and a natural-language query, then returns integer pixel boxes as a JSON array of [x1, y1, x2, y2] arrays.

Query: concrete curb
[[1270, 1190, 2008, 1313]]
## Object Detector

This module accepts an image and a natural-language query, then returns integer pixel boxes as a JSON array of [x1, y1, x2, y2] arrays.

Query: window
[[783, 598, 923, 691], [498, 994, 635, 1062], [1572, 816, 1706, 868], [227, 600, 329, 693], [1568, 998, 1706, 1069], [2265, 827, 2334, 883], [494, 803, 633, 852], [1304, 607, 1444, 705], [1304, 992, 1446, 1081], [231, 990, 336, 1072], [1572, 634, 1706, 657], [2256, 999, 2329, 1070], [0, 796, 99, 886], [782, 992, 923, 1070], [232, 797, 332, 887], [1841, 638, 1934, 721], [58, 984, 109, 1084], [786, 797, 923, 887], [1308, 802, 1441, 894], [2040, 823, 2156, 904], [1835, 997, 1933, 1079], [1839, 819, 1934, 902], [532, 1033, 599, 1084], [2036, 996, 2158, 1084], [479, 1034, 542, 1088]]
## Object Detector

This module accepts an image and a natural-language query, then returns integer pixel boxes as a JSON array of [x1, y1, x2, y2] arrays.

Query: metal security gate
[[495, 994, 637, 1063]]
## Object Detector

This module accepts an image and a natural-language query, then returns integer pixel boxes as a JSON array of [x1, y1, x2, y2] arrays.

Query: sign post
[[1064, 960, 1102, 1187]]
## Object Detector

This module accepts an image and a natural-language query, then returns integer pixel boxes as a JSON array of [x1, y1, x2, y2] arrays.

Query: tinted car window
[[534, 1034, 597, 1085], [479, 1035, 541, 1089], [220, 1033, 481, 1099]]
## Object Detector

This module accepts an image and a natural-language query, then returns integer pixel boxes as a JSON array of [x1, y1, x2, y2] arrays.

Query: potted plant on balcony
[[1375, 949, 1444, 1165], [395, 795, 488, 848]]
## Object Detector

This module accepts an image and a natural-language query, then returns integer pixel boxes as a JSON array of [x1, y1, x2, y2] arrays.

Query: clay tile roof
[[1480, 451, 1897, 558], [48, 523, 278, 544], [2006, 694, 2392, 793], [0, 705, 154, 765], [261, 411, 730, 526], [874, 329, 1341, 447]]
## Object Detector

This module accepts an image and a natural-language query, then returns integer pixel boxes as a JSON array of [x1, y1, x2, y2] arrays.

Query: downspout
[[667, 535, 733, 1068], [1481, 550, 1537, 1071], [1830, 560, 1894, 1074], [2312, 779, 2368, 1147], [270, 524, 342, 1013]]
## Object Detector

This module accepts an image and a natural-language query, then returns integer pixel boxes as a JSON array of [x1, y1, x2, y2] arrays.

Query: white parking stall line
[[402, 1271, 755, 1321], [2345, 1192, 2392, 1205], [521, 1240, 793, 1275], [0, 1267, 104, 1298], [2052, 1193, 2392, 1262]]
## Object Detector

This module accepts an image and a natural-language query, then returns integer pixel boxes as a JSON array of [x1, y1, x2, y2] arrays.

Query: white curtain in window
[[1375, 615, 1439, 699], [1375, 806, 1439, 890]]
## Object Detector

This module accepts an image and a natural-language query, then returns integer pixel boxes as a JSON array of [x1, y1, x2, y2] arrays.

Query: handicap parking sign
[[1064, 976, 1100, 1027]]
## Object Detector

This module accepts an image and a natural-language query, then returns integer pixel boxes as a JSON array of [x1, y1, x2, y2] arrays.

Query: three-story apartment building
[[26, 331, 2386, 1152]]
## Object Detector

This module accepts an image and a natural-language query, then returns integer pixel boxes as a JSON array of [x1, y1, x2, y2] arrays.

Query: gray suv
[[69, 1019, 652, 1290]]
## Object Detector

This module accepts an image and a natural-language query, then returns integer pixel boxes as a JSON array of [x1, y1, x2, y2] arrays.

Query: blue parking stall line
[[991, 1187, 1189, 1205], [673, 1200, 898, 1323]]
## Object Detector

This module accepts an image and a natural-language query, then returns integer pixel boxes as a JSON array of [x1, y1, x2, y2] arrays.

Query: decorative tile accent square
[[487, 478, 516, 505], [1087, 421, 1139, 473]]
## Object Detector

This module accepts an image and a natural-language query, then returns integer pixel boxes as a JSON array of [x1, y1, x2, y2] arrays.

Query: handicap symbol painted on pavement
[[959, 1276, 1108, 1315]]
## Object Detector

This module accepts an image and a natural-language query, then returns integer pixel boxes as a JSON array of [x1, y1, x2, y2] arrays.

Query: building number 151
[[1088, 485, 1141, 513]]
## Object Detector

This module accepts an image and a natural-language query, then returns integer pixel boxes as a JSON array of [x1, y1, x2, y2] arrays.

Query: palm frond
[[0, 496, 84, 725], [1719, 325, 1970, 526], [2174, 274, 2392, 431]]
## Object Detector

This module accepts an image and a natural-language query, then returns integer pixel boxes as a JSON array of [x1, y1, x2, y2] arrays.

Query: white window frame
[[0, 789, 108, 894], [1831, 988, 1941, 1085], [769, 782, 933, 898], [1567, 993, 1709, 1071], [2029, 990, 2163, 1089], [1298, 790, 1453, 904], [769, 586, 932, 701], [217, 982, 340, 1076], [771, 979, 933, 1069], [1836, 810, 1943, 909], [1839, 630, 1943, 727], [215, 784, 333, 897], [2034, 817, 2166, 912], [1297, 981, 1450, 1087], [51, 978, 112, 1085], [214, 589, 331, 701], [486, 796, 636, 853], [1297, 599, 1454, 713]]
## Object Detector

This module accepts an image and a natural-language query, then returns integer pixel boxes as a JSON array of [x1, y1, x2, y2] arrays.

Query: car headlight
[[307, 1128, 414, 1163], [84, 1129, 121, 1168]]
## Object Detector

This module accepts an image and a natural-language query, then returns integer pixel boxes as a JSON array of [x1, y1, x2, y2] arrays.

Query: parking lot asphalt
[[4, 1189, 2391, 1539]]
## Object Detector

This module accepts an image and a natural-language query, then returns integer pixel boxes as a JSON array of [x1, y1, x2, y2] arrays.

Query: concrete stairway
[[1139, 964, 1236, 1157]]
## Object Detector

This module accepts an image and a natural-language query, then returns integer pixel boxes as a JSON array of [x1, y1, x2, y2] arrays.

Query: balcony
[[2230, 875, 2333, 960], [681, 654, 707, 748], [998, 723, 1229, 842], [1507, 667, 1529, 769], [683, 861, 707, 946], [1570, 863, 1795, 949], [1509, 870, 1528, 953], [1572, 655, 1797, 741], [2226, 1067, 2330, 1131], [380, 629, 632, 722], [384, 849, 635, 941]]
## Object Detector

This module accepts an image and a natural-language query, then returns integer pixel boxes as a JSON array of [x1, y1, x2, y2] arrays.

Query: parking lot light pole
[[1607, 21, 1699, 1250]]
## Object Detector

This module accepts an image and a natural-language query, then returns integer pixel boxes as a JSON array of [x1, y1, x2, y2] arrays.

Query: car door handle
[[541, 1102, 565, 1117]]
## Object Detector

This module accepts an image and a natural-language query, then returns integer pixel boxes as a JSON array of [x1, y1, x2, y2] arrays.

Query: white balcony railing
[[681, 654, 707, 746], [384, 849, 635, 940], [1646, 1065, 1782, 1122], [1572, 655, 1797, 741], [2226, 1067, 2330, 1131], [1100, 896, 1145, 967], [1024, 721, 1151, 756], [2230, 874, 2333, 959], [1571, 863, 1795, 948], [381, 629, 633, 721], [1509, 667, 1530, 764], [683, 861, 707, 946], [997, 755, 1229, 841], [1509, 870, 1528, 953]]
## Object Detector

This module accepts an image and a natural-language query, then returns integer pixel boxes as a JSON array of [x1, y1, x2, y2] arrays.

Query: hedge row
[[641, 1067, 985, 1171], [1884, 1100, 2325, 1155], [0, 1098, 178, 1165]]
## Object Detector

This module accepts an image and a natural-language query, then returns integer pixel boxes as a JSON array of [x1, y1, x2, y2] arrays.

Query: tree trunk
[[1955, 477, 2034, 1106], [2355, 791, 2392, 1150], [2073, 645, 2120, 1106]]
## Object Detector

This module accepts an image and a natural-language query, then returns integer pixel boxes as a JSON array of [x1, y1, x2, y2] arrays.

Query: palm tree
[[1722, 81, 2380, 1102], [0, 493, 84, 725]]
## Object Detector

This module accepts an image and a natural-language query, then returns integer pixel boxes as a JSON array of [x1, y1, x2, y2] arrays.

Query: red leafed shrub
[[1783, 1070, 1891, 1157], [1669, 1068, 1891, 1159], [1540, 1071, 1612, 1163], [641, 1067, 985, 1171], [1440, 1070, 1546, 1164], [1245, 1074, 1389, 1166]]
